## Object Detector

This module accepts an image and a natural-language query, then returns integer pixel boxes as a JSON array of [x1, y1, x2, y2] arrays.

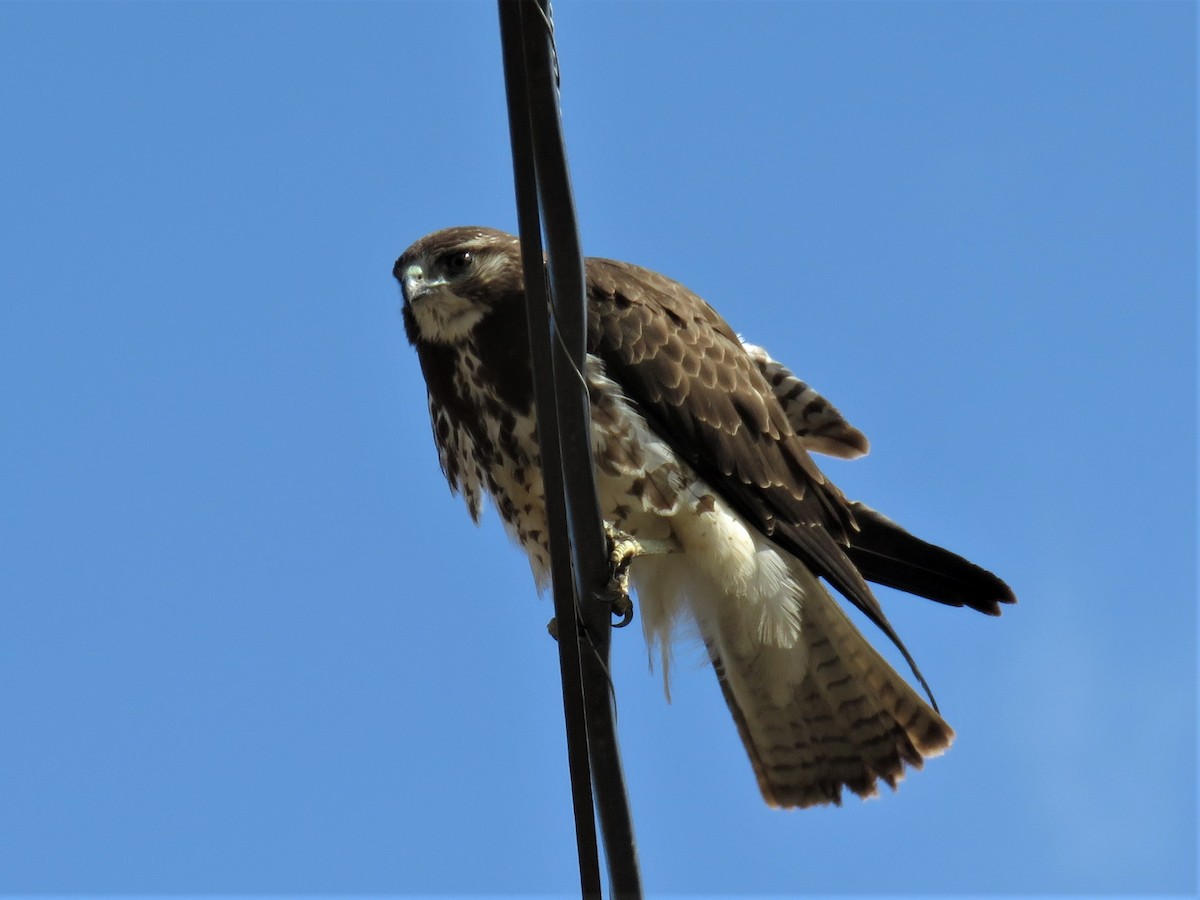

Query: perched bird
[[395, 226, 1014, 809]]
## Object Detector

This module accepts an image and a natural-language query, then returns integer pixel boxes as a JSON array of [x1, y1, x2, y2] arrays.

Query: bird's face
[[394, 226, 522, 346]]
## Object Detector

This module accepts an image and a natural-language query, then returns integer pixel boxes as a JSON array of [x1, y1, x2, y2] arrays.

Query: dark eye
[[442, 250, 473, 276]]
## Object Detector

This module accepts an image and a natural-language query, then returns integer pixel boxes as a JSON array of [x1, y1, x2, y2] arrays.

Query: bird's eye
[[442, 250, 473, 276]]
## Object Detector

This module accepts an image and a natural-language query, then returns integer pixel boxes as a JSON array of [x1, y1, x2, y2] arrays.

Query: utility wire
[[498, 5, 600, 895], [497, 2, 643, 897]]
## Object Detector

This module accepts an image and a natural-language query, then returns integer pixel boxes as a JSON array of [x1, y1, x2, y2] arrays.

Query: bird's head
[[394, 226, 523, 346]]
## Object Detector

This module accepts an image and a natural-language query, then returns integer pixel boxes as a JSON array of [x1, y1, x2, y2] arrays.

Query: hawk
[[395, 226, 1014, 809]]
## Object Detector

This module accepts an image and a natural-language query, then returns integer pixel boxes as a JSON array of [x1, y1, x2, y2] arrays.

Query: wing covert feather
[[583, 257, 938, 702]]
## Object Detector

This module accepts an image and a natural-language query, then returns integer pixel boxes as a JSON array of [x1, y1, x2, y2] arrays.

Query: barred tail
[[710, 573, 953, 809]]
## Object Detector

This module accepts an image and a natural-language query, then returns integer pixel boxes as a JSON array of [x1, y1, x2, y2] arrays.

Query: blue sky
[[0, 1, 1194, 897]]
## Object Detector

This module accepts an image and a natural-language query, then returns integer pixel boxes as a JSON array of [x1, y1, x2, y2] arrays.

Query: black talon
[[611, 596, 634, 628]]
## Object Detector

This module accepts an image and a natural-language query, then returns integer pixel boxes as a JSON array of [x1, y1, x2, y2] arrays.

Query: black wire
[[498, 1, 643, 897], [498, 3, 602, 897], [515, 7, 643, 898]]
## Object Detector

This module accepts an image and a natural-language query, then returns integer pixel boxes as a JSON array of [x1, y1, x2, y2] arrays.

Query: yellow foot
[[602, 523, 644, 628]]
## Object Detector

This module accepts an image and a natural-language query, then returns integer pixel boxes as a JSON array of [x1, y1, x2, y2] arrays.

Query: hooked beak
[[398, 262, 453, 307], [398, 262, 429, 304]]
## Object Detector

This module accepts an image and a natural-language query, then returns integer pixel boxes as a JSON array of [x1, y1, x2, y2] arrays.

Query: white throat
[[409, 289, 486, 344]]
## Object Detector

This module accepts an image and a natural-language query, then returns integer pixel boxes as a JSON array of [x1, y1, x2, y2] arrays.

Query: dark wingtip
[[962, 573, 1016, 617], [989, 586, 1018, 616], [846, 501, 1018, 615]]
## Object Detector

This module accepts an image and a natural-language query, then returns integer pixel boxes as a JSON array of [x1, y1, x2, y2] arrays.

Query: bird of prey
[[395, 226, 1014, 809]]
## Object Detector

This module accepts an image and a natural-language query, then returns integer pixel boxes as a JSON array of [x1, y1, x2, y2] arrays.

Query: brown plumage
[[395, 226, 1014, 808]]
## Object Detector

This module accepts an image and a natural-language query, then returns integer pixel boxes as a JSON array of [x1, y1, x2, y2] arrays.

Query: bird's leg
[[546, 523, 680, 639], [603, 523, 638, 627], [601, 521, 679, 628]]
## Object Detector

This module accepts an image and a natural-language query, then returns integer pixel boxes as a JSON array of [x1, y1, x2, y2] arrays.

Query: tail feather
[[713, 654, 848, 808], [710, 574, 953, 809]]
